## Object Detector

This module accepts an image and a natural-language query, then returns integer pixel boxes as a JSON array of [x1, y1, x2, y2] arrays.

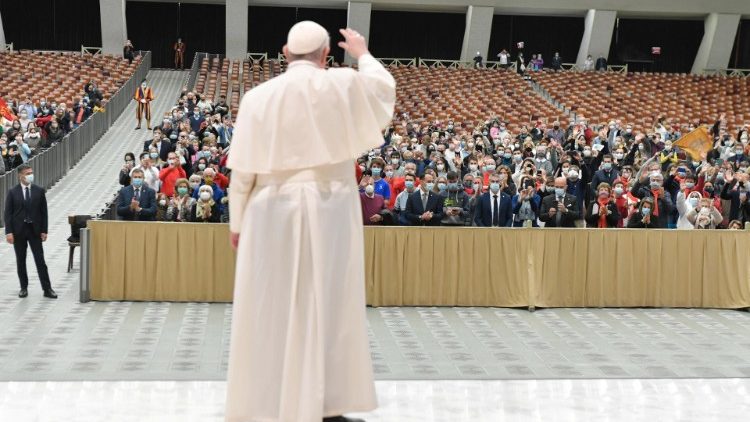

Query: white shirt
[[131, 165, 160, 192]]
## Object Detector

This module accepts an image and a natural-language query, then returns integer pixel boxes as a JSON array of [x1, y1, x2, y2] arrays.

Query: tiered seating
[[534, 71, 750, 133], [0, 51, 140, 106], [388, 66, 565, 136]]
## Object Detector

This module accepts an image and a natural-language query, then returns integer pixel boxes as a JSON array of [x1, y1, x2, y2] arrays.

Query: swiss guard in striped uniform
[[134, 79, 154, 130]]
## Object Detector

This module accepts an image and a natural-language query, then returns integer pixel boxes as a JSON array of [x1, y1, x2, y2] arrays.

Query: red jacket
[[159, 165, 186, 197]]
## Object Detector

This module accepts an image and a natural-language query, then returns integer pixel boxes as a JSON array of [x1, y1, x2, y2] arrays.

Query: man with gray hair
[[225, 21, 395, 422]]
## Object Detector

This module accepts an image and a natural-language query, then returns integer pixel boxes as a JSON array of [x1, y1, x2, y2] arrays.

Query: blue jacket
[[474, 191, 512, 227], [117, 185, 157, 221]]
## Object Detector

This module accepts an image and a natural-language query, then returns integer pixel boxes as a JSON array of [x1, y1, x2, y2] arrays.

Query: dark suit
[[117, 185, 157, 221], [3, 183, 52, 291], [404, 189, 444, 226], [539, 193, 581, 227], [142, 139, 173, 162], [474, 191, 512, 227]]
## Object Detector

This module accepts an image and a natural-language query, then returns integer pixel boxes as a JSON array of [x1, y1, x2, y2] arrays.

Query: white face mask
[[159, 199, 167, 207], [365, 185, 375, 195], [199, 191, 211, 201]]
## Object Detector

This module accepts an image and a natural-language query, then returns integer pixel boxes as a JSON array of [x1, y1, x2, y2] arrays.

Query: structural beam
[[345, 2, 371, 65], [576, 9, 616, 68], [226, 0, 248, 59], [99, 0, 127, 55], [691, 13, 741, 74], [460, 5, 493, 63]]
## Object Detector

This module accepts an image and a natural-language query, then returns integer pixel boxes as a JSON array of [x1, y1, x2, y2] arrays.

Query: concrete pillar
[[99, 0, 127, 54], [226, 0, 248, 59], [691, 13, 741, 74], [345, 2, 371, 65], [460, 6, 493, 63], [576, 9, 617, 68], [0, 10, 6, 47]]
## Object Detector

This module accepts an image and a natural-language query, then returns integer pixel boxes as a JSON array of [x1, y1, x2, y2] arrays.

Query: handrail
[[81, 46, 102, 56], [246, 52, 268, 62], [607, 64, 628, 73], [376, 57, 417, 67], [2, 42, 13, 53], [703, 68, 750, 77], [561, 63, 580, 71]]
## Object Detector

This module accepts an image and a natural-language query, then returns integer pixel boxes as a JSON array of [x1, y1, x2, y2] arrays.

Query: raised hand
[[338, 28, 369, 60]]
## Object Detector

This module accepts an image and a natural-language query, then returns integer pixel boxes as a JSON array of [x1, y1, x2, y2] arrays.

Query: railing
[[607, 64, 628, 73], [561, 63, 580, 71], [376, 57, 416, 67], [81, 46, 102, 56], [246, 52, 268, 62], [704, 68, 750, 77], [186, 51, 204, 91], [0, 51, 152, 226], [2, 42, 13, 52]]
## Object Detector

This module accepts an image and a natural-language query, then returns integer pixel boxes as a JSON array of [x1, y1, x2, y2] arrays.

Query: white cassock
[[225, 53, 396, 422]]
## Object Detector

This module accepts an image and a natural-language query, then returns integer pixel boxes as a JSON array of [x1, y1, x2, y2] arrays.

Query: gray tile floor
[[2, 302, 750, 381]]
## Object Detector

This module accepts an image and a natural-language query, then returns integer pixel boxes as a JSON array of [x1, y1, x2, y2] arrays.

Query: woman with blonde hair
[[166, 178, 196, 222]]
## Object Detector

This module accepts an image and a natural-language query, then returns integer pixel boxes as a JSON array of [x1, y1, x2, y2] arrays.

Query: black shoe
[[135, 126, 141, 130], [18, 289, 28, 298], [323, 417, 365, 422], [43, 289, 58, 299]]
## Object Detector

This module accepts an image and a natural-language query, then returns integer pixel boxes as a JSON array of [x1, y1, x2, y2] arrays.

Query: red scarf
[[651, 190, 660, 216], [597, 198, 611, 228]]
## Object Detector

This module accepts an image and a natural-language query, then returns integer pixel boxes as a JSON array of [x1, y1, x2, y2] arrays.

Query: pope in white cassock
[[224, 21, 396, 422]]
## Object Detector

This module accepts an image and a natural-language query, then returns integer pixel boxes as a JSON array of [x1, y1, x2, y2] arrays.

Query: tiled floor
[[0, 379, 747, 421], [3, 302, 750, 381]]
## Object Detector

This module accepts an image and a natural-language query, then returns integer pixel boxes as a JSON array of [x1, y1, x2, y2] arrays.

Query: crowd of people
[[357, 114, 750, 230], [116, 88, 233, 223], [472, 49, 608, 74], [0, 84, 107, 174]]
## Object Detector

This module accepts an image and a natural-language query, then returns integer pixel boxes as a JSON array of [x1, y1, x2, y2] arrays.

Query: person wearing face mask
[[631, 172, 673, 228], [134, 79, 155, 130], [439, 171, 469, 226], [361, 158, 390, 203], [719, 171, 750, 223], [191, 167, 225, 207], [42, 119, 64, 147], [154, 193, 171, 221], [117, 168, 157, 221], [512, 176, 541, 227], [612, 181, 631, 227], [539, 177, 580, 228], [119, 152, 136, 186], [591, 154, 620, 197], [627, 197, 658, 228], [131, 152, 161, 191], [686, 197, 724, 229], [585, 183, 620, 228], [404, 173, 444, 226], [190, 185, 220, 223], [159, 152, 187, 197], [165, 179, 196, 222], [187, 174, 203, 196], [474, 173, 512, 227], [391, 173, 418, 225], [23, 128, 42, 149], [658, 140, 679, 171], [360, 176, 388, 225], [143, 128, 172, 162], [4, 164, 56, 299]]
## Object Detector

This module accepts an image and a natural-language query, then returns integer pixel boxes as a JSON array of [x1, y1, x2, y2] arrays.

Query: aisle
[[0, 71, 186, 296]]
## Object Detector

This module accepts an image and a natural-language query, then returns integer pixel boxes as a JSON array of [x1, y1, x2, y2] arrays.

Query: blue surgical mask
[[602, 162, 612, 170], [448, 183, 459, 191], [425, 182, 435, 191], [688, 197, 699, 208], [485, 165, 496, 172], [405, 180, 415, 189], [503, 153, 511, 159], [642, 207, 651, 215], [490, 183, 501, 193], [371, 167, 382, 177], [555, 188, 565, 197], [438, 183, 447, 192], [25, 174, 34, 184], [650, 181, 661, 189], [685, 182, 695, 189], [132, 178, 144, 187], [150, 152, 158, 159]]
